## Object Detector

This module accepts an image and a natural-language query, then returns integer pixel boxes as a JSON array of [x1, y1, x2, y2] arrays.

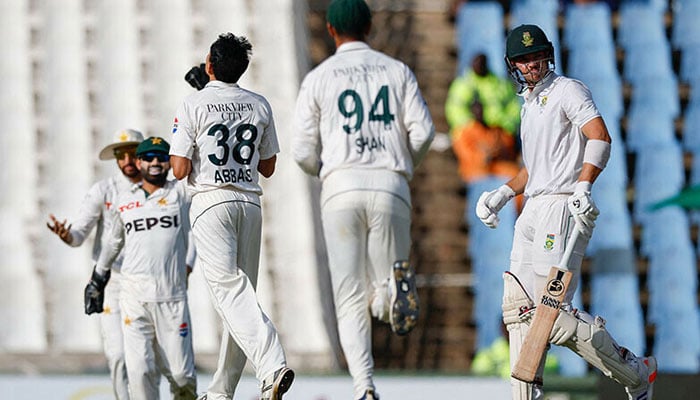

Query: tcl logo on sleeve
[[117, 201, 143, 212]]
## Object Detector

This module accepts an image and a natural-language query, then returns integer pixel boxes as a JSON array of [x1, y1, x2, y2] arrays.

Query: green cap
[[327, 0, 371, 36], [136, 136, 170, 156], [506, 24, 552, 60]]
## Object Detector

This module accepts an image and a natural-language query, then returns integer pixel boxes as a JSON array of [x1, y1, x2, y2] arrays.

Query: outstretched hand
[[46, 214, 73, 244]]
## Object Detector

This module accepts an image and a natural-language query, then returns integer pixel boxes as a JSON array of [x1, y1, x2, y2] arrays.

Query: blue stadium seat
[[625, 104, 676, 152], [567, 46, 620, 85], [578, 76, 624, 122], [617, 2, 667, 51], [623, 41, 674, 85], [679, 45, 700, 87], [588, 185, 634, 256], [671, 0, 700, 51], [641, 207, 693, 258], [563, 2, 614, 52], [628, 74, 681, 119], [682, 100, 700, 153], [455, 1, 505, 77], [645, 231, 700, 373], [633, 143, 685, 224]]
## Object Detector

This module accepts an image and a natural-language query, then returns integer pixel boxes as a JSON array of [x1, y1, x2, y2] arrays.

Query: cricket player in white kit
[[169, 33, 294, 400], [292, 1, 434, 399], [475, 24, 657, 400], [47, 128, 146, 400], [89, 137, 197, 400]]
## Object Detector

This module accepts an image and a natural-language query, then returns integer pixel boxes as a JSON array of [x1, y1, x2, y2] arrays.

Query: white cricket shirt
[[169, 80, 280, 197], [69, 173, 134, 271], [292, 41, 435, 186], [519, 73, 600, 197], [97, 179, 191, 302]]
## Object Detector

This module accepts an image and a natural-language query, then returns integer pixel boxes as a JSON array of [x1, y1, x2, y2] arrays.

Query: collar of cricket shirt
[[336, 41, 370, 54]]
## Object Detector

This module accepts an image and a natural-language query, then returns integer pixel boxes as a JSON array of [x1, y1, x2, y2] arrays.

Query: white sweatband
[[582, 139, 611, 169]]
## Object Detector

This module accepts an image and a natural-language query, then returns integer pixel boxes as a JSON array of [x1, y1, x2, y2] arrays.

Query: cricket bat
[[511, 229, 579, 383]]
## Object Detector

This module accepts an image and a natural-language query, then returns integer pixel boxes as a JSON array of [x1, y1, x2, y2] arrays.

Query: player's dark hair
[[209, 33, 252, 84]]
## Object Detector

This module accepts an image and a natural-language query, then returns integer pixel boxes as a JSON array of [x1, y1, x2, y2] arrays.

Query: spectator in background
[[452, 97, 520, 186], [445, 53, 521, 138]]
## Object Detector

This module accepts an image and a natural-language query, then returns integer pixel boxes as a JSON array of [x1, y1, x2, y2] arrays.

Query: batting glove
[[84, 267, 110, 315], [184, 63, 209, 90], [475, 184, 516, 228], [567, 181, 599, 238]]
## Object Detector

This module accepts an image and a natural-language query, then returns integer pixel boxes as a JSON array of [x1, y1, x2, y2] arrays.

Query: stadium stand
[[633, 142, 685, 225], [671, 0, 700, 51], [625, 104, 677, 152], [617, 1, 667, 51], [0, 0, 47, 352], [454, 1, 505, 77], [41, 0, 103, 352], [562, 1, 615, 53]]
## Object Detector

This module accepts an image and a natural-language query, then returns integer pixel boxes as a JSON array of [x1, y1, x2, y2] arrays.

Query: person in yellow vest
[[445, 52, 521, 138]]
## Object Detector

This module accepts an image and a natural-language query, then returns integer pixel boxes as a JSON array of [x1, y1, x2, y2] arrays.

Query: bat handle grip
[[559, 226, 581, 271]]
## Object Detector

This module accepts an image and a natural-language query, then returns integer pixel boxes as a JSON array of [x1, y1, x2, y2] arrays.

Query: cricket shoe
[[389, 260, 419, 335], [196, 394, 206, 400], [625, 356, 657, 400], [358, 389, 380, 400], [261, 366, 295, 400]]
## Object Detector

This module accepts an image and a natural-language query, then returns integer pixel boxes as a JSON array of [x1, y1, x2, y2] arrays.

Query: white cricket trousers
[[322, 190, 412, 399], [102, 271, 130, 400], [190, 188, 287, 398], [509, 195, 589, 303], [120, 297, 197, 400]]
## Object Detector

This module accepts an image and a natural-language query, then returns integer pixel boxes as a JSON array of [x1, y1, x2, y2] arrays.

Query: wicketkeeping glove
[[84, 267, 111, 315], [475, 184, 516, 228], [567, 181, 599, 238], [184, 63, 209, 90]]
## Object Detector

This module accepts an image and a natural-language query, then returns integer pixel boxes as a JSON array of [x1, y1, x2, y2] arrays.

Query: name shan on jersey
[[125, 215, 180, 234], [214, 167, 253, 184], [207, 102, 254, 121], [355, 134, 386, 154]]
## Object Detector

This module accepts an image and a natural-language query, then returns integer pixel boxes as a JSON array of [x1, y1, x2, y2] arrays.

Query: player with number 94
[[292, 1, 434, 399]]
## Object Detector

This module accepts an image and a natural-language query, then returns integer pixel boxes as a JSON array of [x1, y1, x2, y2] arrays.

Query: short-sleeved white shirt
[[292, 41, 435, 185], [98, 180, 191, 302], [69, 173, 133, 271], [169, 80, 280, 196], [520, 73, 600, 197]]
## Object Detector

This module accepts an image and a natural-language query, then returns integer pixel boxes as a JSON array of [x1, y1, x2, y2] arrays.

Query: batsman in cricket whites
[[475, 24, 657, 400]]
